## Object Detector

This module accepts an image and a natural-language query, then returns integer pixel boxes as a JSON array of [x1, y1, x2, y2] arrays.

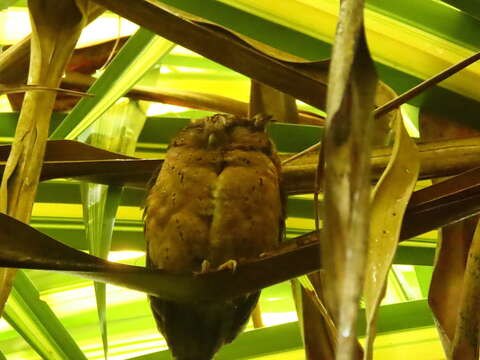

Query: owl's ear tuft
[[252, 113, 272, 130]]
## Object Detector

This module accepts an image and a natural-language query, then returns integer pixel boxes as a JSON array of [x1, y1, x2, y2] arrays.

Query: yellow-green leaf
[[80, 99, 147, 359]]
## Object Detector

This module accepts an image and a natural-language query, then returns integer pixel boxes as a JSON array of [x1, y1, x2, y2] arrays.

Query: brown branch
[[0, 166, 478, 302], [282, 137, 480, 194], [0, 136, 478, 191], [374, 51, 480, 118]]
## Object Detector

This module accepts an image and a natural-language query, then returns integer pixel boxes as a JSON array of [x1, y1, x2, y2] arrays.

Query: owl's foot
[[194, 259, 237, 275], [217, 259, 237, 273]]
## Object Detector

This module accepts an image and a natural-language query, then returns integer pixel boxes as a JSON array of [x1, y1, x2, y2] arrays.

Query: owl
[[144, 114, 285, 360]]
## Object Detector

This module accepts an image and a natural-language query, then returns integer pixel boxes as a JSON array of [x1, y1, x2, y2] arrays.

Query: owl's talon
[[201, 259, 211, 272], [194, 260, 211, 275], [217, 259, 237, 273]]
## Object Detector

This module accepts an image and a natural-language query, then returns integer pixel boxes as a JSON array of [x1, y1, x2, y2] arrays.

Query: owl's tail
[[149, 293, 259, 360]]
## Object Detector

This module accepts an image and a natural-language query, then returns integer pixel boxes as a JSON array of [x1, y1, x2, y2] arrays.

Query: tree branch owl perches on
[[143, 114, 285, 360]]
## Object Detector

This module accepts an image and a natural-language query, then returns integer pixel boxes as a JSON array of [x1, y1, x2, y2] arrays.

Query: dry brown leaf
[[363, 85, 419, 359], [320, 1, 378, 359], [0, 0, 103, 315], [430, 219, 476, 354]]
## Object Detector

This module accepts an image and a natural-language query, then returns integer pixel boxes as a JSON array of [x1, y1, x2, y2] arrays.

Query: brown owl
[[144, 114, 285, 360]]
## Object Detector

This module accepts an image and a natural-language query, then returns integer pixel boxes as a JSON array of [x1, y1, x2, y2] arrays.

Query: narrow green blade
[[4, 271, 87, 360], [80, 99, 147, 359], [81, 184, 123, 360]]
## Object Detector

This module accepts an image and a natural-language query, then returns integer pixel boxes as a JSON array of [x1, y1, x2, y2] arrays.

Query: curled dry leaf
[[363, 85, 420, 359], [430, 218, 476, 355], [321, 0, 378, 358], [0, 0, 104, 315]]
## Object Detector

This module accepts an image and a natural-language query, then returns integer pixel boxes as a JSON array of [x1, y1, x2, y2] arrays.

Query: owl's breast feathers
[[144, 114, 284, 360]]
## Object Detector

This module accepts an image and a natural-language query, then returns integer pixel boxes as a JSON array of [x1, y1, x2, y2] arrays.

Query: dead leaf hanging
[[363, 85, 420, 359], [0, 0, 104, 315], [320, 0, 378, 358]]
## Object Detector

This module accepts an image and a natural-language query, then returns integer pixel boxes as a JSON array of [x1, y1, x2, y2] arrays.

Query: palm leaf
[[400, 166, 480, 239], [0, 210, 321, 301], [50, 27, 173, 140], [3, 271, 87, 360]]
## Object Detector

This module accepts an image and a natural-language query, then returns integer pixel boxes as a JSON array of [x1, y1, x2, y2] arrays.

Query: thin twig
[[0, 85, 93, 97], [282, 50, 480, 165], [282, 141, 321, 165], [374, 50, 480, 118], [98, 15, 122, 71]]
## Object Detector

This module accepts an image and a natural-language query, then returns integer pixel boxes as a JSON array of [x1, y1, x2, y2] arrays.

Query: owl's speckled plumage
[[144, 114, 284, 360]]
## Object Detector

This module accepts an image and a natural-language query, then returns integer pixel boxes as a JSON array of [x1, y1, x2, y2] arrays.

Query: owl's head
[[172, 114, 274, 153]]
